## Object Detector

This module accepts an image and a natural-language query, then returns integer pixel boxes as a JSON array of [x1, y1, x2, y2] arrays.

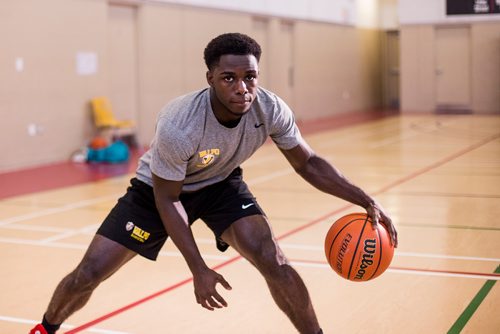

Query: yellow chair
[[91, 96, 135, 128], [90, 96, 137, 147]]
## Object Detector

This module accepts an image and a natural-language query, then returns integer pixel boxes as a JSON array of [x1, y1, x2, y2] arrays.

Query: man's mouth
[[232, 98, 251, 105]]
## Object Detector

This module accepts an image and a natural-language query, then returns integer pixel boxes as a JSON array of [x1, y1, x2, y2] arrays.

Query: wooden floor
[[1, 113, 499, 334]]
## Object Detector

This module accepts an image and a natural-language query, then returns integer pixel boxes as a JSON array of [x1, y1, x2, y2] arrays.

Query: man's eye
[[224, 76, 234, 82], [246, 75, 256, 81]]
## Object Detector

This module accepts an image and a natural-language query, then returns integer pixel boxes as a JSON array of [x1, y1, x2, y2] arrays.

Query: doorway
[[383, 30, 400, 109], [435, 26, 471, 112]]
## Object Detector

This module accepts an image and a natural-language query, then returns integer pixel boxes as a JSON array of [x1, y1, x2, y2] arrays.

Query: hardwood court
[[1, 113, 499, 333]]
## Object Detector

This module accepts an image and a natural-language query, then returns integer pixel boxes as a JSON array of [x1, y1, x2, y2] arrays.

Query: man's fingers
[[390, 227, 398, 248], [199, 294, 226, 310], [372, 214, 398, 248], [212, 291, 228, 307], [197, 295, 218, 311], [366, 203, 398, 248], [218, 276, 232, 291], [201, 300, 215, 311], [196, 295, 212, 311], [382, 219, 398, 248], [207, 295, 224, 308], [212, 279, 229, 307], [195, 287, 229, 310]]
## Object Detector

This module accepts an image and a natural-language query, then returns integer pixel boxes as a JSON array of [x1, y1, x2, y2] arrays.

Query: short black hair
[[204, 33, 262, 70]]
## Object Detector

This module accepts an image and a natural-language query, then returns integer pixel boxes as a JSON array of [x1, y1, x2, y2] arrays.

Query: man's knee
[[250, 240, 290, 277], [66, 261, 105, 292]]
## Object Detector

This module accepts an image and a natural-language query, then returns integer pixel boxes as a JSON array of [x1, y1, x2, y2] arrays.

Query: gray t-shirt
[[136, 87, 303, 192]]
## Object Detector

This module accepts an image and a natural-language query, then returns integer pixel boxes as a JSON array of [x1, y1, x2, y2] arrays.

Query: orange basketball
[[89, 136, 109, 149], [324, 213, 394, 282]]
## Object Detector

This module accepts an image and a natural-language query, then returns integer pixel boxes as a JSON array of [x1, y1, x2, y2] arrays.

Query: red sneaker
[[29, 324, 48, 334]]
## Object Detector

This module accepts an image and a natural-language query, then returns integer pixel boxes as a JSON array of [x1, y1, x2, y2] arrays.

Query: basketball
[[89, 136, 109, 149], [324, 212, 394, 282]]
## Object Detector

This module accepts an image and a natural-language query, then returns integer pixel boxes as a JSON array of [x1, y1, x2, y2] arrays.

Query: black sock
[[42, 315, 61, 334]]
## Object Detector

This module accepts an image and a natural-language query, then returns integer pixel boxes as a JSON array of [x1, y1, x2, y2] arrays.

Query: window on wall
[[446, 0, 500, 15]]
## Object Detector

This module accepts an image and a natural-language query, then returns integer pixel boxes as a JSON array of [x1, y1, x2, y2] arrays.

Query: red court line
[[65, 131, 500, 333], [65, 256, 242, 334], [64, 205, 354, 334], [370, 132, 500, 195], [0, 149, 144, 200]]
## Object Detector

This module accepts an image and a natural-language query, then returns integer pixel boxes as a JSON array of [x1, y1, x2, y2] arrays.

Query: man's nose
[[235, 79, 248, 94]]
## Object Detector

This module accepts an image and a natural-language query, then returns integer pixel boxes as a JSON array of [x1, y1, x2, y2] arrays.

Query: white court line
[[0, 162, 295, 231], [0, 237, 90, 250], [0, 168, 296, 243], [0, 237, 229, 261], [386, 268, 500, 281], [2, 235, 498, 265], [278, 243, 500, 262], [245, 155, 333, 186], [289, 261, 500, 281], [394, 251, 500, 263], [368, 131, 420, 149], [1, 148, 497, 266], [157, 250, 229, 260], [39, 224, 101, 243], [0, 194, 120, 227], [0, 315, 131, 334], [0, 223, 70, 233]]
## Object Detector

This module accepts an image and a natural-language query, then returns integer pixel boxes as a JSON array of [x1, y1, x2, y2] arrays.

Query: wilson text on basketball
[[354, 238, 376, 280]]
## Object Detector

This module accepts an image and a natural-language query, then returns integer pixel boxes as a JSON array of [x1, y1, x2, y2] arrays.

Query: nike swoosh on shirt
[[254, 123, 264, 128], [241, 203, 255, 209]]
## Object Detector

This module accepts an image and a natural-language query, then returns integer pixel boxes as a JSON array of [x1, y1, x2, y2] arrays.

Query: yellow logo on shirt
[[196, 148, 220, 168]]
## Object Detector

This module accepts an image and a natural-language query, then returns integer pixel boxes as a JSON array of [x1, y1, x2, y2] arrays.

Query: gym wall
[[399, 0, 500, 113], [0, 0, 382, 171]]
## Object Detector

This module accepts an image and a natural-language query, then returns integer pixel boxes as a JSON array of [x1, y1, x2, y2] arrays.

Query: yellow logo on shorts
[[130, 225, 150, 243], [196, 148, 220, 168]]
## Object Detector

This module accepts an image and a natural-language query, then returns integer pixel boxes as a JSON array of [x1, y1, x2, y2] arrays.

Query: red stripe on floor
[[0, 149, 143, 200]]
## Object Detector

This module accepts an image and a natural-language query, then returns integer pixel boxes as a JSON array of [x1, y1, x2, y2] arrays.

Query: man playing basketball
[[30, 32, 397, 334]]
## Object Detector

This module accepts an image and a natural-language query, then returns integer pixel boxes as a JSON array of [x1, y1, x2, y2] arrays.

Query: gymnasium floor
[[1, 113, 499, 333]]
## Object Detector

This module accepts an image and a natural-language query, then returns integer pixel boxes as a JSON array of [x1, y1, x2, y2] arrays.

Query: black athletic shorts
[[96, 167, 265, 260]]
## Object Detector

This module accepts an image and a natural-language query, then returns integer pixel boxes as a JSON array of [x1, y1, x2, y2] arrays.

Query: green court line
[[448, 264, 500, 334]]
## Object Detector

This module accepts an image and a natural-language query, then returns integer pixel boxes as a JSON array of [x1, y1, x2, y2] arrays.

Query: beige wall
[[471, 23, 500, 113], [0, 0, 382, 171], [0, 0, 108, 170], [294, 23, 382, 119], [400, 22, 500, 113], [137, 4, 383, 127]]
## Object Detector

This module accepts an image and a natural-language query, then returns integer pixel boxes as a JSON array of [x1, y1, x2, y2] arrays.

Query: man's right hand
[[193, 268, 232, 310]]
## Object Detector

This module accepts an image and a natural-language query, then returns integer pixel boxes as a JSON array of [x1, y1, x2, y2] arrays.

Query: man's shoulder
[[158, 89, 208, 122], [256, 87, 279, 105], [254, 87, 292, 119], [162, 88, 209, 113], [156, 88, 209, 138]]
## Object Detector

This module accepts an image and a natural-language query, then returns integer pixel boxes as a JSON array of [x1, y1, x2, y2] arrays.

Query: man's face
[[206, 54, 259, 122]]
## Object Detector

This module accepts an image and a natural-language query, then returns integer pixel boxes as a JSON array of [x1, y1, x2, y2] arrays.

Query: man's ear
[[206, 70, 213, 87]]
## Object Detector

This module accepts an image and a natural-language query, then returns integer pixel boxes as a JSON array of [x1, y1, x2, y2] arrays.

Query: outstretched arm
[[152, 173, 232, 310], [280, 142, 398, 247]]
